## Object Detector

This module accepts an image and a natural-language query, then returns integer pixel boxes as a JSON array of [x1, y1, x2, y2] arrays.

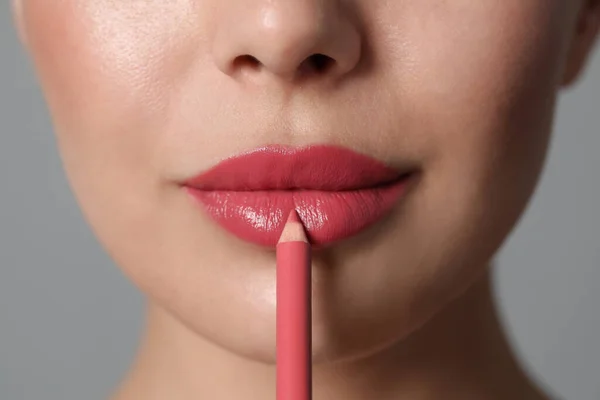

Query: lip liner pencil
[[276, 210, 312, 400]]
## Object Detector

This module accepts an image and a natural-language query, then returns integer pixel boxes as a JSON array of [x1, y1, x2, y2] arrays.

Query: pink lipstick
[[183, 145, 412, 247]]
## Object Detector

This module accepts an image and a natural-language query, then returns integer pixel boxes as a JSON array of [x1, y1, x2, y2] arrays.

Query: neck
[[112, 267, 548, 400]]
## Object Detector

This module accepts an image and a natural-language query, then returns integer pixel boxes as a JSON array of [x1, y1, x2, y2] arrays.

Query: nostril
[[300, 53, 335, 75], [232, 54, 261, 71], [230, 53, 336, 78]]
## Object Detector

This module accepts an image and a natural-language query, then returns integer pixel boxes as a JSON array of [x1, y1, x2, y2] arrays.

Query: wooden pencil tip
[[278, 210, 308, 244]]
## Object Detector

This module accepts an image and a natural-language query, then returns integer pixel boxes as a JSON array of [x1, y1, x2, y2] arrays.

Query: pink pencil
[[276, 210, 312, 400]]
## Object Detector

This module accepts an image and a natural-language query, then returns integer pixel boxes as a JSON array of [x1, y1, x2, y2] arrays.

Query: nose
[[212, 0, 362, 82]]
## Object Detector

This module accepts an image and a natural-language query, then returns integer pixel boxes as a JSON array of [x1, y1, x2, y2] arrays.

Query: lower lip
[[185, 176, 411, 248]]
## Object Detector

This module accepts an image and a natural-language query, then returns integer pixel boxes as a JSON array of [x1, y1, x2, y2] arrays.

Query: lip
[[183, 145, 413, 248]]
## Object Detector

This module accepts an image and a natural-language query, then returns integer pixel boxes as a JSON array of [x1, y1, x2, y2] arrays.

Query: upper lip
[[183, 144, 409, 191]]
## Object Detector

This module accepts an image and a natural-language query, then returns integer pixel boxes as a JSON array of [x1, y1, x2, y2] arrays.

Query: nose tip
[[212, 2, 362, 82]]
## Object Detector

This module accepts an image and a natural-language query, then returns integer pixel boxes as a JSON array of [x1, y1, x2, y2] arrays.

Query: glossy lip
[[182, 145, 414, 248]]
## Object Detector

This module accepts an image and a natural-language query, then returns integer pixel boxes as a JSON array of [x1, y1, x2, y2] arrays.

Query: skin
[[13, 0, 600, 399]]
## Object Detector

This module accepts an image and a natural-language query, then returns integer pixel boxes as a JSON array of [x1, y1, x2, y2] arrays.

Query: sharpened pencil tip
[[279, 210, 308, 244], [287, 209, 301, 224]]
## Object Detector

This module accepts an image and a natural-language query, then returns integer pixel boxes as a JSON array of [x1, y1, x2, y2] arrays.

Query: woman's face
[[15, 0, 597, 362]]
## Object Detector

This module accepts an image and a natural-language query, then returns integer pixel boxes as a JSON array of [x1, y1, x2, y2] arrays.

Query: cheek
[[20, 0, 208, 207], [362, 1, 572, 296], [379, 1, 570, 196], [420, 1, 567, 148], [20, 0, 201, 146]]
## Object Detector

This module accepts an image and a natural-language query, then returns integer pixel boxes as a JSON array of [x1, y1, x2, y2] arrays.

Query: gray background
[[1, 3, 599, 399]]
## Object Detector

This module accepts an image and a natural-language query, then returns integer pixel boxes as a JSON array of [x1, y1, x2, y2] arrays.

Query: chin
[[168, 275, 459, 367]]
